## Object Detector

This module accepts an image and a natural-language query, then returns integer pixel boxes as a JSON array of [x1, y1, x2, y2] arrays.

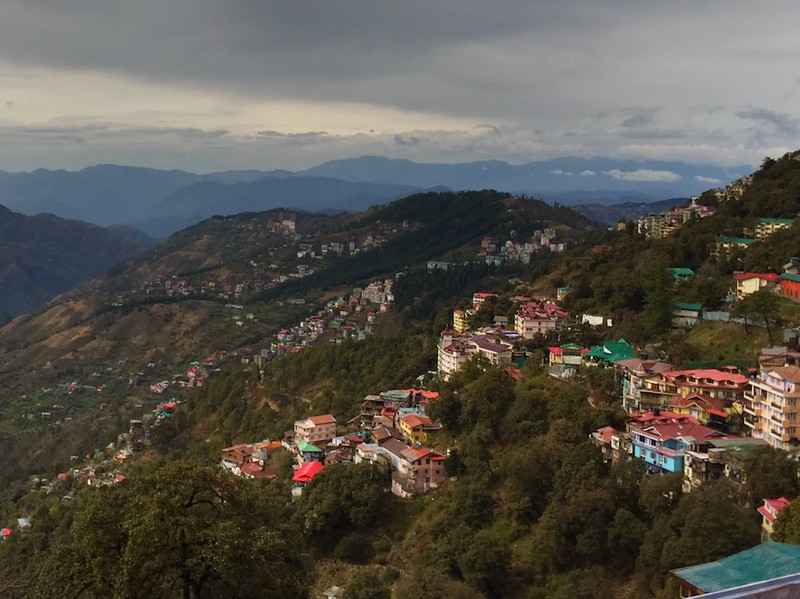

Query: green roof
[[782, 272, 800, 283], [715, 236, 757, 245], [671, 542, 800, 593], [759, 217, 794, 224], [673, 302, 703, 312], [297, 442, 322, 453], [585, 339, 635, 363], [669, 267, 696, 278]]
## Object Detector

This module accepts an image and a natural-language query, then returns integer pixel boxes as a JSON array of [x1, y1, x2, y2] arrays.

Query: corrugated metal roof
[[671, 542, 800, 593]]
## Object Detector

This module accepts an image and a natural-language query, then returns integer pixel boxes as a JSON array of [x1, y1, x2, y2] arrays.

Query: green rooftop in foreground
[[671, 542, 800, 594]]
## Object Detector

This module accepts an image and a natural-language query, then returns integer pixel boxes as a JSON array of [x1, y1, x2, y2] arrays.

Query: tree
[[294, 462, 387, 543], [744, 446, 799, 506], [774, 500, 800, 543], [732, 288, 782, 344], [27, 459, 310, 599], [342, 572, 390, 599], [640, 260, 673, 339]]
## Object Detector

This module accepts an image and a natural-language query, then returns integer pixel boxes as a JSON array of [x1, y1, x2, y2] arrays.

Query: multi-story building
[[638, 369, 749, 414], [755, 217, 794, 241], [452, 309, 471, 333], [626, 411, 732, 475], [437, 332, 513, 380], [744, 364, 800, 450], [614, 358, 675, 412], [398, 414, 440, 445], [293, 414, 337, 447], [391, 446, 446, 498], [514, 301, 568, 339], [714, 236, 757, 257]]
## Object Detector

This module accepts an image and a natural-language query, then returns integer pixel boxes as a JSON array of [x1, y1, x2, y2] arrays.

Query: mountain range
[[0, 157, 749, 237]]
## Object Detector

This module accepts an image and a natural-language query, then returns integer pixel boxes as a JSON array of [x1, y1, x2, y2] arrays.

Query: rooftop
[[671, 542, 800, 594]]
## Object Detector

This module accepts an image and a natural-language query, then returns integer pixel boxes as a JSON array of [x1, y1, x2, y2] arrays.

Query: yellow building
[[452, 309, 470, 333], [398, 414, 440, 445]]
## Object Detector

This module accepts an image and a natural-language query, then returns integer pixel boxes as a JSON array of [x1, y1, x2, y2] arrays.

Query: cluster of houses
[[219, 388, 448, 499], [259, 281, 391, 361], [637, 197, 717, 239], [479, 230, 566, 267], [585, 345, 800, 545]]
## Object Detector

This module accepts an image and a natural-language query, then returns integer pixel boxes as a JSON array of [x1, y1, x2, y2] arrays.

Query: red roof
[[400, 446, 445, 463], [292, 461, 324, 483], [401, 414, 436, 429], [595, 426, 618, 444], [307, 414, 336, 426], [670, 393, 728, 418], [735, 272, 779, 282], [758, 497, 791, 523]]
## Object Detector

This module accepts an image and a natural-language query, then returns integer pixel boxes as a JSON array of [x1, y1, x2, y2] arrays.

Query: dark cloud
[[394, 134, 421, 146], [0, 1, 795, 170], [621, 114, 654, 128], [737, 108, 800, 136]]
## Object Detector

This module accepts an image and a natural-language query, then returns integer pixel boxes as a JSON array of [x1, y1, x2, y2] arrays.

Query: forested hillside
[[4, 160, 800, 598]]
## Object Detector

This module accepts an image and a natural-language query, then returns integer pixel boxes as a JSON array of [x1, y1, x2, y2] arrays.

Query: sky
[[0, 0, 798, 173]]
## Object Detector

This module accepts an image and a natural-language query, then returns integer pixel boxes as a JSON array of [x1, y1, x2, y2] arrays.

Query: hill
[[0, 205, 146, 320], [1, 161, 798, 598]]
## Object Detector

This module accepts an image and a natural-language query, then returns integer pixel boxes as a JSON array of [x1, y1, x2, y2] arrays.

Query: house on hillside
[[638, 369, 749, 415], [744, 363, 800, 450], [294, 414, 336, 447], [584, 339, 635, 366], [391, 446, 446, 498], [614, 358, 675, 413], [780, 272, 800, 301], [672, 302, 702, 329], [292, 461, 323, 498], [755, 217, 794, 240], [735, 272, 779, 299], [714, 236, 757, 257], [759, 497, 791, 541], [626, 411, 733, 475], [398, 414, 440, 445]]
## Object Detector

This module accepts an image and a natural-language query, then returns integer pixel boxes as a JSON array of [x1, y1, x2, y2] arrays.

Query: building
[[780, 272, 800, 301], [638, 369, 749, 415], [398, 414, 440, 446], [744, 364, 800, 450], [672, 302, 703, 329], [614, 358, 676, 413], [626, 411, 732, 475], [735, 272, 780, 300], [514, 301, 568, 339], [670, 542, 800, 597], [755, 217, 794, 241], [437, 332, 513, 380], [292, 461, 324, 497], [714, 236, 758, 257], [391, 446, 446, 498], [452, 309, 470, 333], [759, 497, 791, 541], [294, 414, 337, 447], [681, 438, 768, 493], [584, 338, 635, 366]]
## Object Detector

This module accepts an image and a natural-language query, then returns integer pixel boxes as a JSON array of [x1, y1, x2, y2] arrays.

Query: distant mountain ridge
[[0, 204, 146, 320], [0, 156, 750, 237]]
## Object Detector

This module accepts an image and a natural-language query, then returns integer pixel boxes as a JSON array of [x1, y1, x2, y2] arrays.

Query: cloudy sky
[[0, 0, 798, 173]]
